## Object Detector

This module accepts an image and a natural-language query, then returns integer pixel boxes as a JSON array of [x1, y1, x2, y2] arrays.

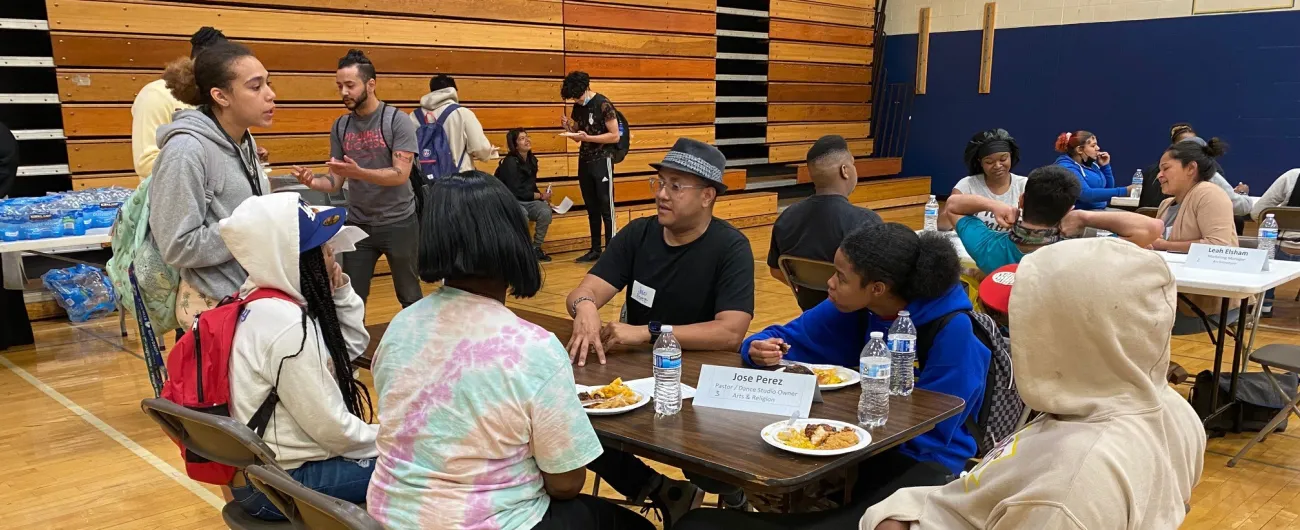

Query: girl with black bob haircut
[[371, 171, 654, 530], [417, 170, 542, 297], [736, 223, 992, 520]]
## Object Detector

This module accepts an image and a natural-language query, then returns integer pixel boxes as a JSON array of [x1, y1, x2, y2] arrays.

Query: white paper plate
[[576, 384, 650, 416], [761, 419, 872, 457], [778, 363, 860, 390]]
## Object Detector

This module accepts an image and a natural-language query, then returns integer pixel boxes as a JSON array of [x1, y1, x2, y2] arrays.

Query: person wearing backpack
[[148, 41, 274, 330], [561, 71, 622, 263], [409, 74, 497, 176], [220, 193, 376, 520], [740, 223, 991, 509], [292, 50, 421, 308], [861, 238, 1205, 530]]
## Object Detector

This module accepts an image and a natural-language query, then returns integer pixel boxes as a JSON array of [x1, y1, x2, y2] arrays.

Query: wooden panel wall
[[46, 0, 717, 210], [767, 0, 875, 167]]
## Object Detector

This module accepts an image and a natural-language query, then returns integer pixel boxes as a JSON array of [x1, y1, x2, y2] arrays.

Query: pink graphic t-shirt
[[367, 287, 602, 530]]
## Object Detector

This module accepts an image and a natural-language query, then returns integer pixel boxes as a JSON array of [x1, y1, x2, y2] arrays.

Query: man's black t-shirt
[[590, 216, 755, 326], [767, 194, 882, 309], [570, 93, 617, 161]]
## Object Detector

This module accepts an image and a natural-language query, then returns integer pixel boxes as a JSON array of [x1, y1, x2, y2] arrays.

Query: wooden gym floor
[[3, 227, 1299, 529]]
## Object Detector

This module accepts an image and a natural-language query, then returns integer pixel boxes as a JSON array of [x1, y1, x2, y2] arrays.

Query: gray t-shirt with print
[[330, 102, 418, 226]]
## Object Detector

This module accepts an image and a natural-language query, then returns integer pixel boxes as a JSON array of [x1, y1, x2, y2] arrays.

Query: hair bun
[[1053, 132, 1071, 153], [162, 56, 202, 106]]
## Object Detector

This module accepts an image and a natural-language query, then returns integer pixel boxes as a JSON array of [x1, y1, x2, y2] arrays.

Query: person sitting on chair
[[938, 128, 1026, 231], [944, 165, 1163, 274], [563, 138, 757, 522], [1150, 138, 1241, 334], [767, 135, 881, 311], [367, 171, 653, 530], [495, 128, 554, 262], [220, 193, 376, 521], [862, 238, 1205, 530]]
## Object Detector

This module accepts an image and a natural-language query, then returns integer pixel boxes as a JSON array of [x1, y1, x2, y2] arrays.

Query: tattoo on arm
[[394, 152, 414, 163]]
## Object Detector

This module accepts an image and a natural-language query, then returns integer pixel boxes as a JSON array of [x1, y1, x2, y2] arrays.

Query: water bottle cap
[[1267, 214, 1275, 218], [660, 325, 672, 333], [898, 310, 911, 317], [928, 195, 936, 199], [870, 331, 884, 338]]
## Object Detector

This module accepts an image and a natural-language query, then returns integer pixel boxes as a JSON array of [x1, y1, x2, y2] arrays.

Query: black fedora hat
[[650, 138, 728, 192]]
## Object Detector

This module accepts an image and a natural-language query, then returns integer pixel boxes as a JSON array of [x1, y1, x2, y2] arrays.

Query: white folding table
[[1158, 252, 1300, 431], [0, 231, 122, 337]]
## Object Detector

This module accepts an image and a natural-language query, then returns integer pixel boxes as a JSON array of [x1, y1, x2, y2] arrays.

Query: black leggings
[[531, 494, 654, 530], [673, 449, 953, 530], [578, 156, 613, 252]]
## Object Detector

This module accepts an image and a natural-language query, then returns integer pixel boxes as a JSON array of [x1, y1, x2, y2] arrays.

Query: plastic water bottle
[[859, 332, 890, 428], [653, 325, 683, 417], [1260, 214, 1279, 270], [1131, 169, 1144, 199], [888, 311, 917, 396], [923, 195, 939, 231]]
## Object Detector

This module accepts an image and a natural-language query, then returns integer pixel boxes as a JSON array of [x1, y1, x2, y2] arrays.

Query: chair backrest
[[1259, 206, 1300, 232], [140, 398, 282, 472], [777, 255, 835, 295], [1136, 207, 1159, 219], [246, 465, 383, 530]]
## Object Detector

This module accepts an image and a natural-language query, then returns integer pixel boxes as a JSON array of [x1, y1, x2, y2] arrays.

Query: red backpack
[[159, 289, 297, 485]]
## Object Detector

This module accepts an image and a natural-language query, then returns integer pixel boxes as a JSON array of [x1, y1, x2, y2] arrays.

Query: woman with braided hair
[[219, 192, 376, 521], [938, 128, 1026, 231]]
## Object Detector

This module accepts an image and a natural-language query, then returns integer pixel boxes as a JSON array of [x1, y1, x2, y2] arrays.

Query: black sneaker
[[575, 250, 601, 263], [534, 247, 552, 262], [643, 477, 702, 529]]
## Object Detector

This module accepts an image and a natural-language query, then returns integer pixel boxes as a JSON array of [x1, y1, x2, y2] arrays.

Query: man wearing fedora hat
[[562, 138, 758, 520]]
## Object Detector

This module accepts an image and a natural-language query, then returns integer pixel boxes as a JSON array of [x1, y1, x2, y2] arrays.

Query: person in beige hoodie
[[861, 237, 1205, 530], [409, 74, 497, 173]]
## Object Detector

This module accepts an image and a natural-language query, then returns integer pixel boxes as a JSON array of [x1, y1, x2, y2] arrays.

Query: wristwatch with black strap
[[649, 321, 663, 344]]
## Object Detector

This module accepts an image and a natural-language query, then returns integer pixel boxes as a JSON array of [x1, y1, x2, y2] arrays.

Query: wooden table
[[354, 309, 966, 496]]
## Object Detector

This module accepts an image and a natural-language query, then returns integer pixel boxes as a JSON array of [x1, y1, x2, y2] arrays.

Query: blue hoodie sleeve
[[740, 300, 864, 368], [898, 314, 990, 474], [1076, 163, 1127, 204]]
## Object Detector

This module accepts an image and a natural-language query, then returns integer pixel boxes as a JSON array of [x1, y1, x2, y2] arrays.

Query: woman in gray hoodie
[[150, 41, 275, 328]]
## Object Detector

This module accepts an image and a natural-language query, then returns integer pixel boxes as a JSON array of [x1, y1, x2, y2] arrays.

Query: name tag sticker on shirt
[[1186, 243, 1267, 273], [631, 281, 656, 308], [694, 365, 816, 418]]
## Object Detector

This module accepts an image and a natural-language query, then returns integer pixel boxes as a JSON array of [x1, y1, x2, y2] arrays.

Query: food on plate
[[813, 367, 845, 386], [578, 378, 642, 409], [782, 364, 814, 376], [775, 423, 861, 451]]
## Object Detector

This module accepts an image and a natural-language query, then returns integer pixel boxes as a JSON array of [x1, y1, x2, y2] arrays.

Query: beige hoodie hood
[[861, 238, 1205, 530]]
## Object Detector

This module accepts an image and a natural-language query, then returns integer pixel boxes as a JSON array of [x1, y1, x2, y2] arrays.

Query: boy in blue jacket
[[742, 223, 990, 508]]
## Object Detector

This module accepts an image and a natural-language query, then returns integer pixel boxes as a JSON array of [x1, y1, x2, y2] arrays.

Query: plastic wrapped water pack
[[0, 187, 132, 242]]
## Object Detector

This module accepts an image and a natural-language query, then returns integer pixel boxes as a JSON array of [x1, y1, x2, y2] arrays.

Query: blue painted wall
[[882, 10, 1300, 195]]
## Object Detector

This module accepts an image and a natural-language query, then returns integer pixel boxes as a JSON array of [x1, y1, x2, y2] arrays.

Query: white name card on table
[[1186, 243, 1268, 273], [693, 365, 817, 418]]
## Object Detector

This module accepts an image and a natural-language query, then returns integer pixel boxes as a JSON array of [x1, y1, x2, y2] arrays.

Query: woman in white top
[[939, 129, 1027, 231], [1251, 167, 1300, 316], [220, 193, 376, 520]]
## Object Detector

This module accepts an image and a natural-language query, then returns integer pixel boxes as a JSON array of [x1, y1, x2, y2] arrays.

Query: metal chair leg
[[1227, 366, 1300, 467]]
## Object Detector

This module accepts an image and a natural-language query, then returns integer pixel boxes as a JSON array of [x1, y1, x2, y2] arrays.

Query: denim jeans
[[231, 457, 375, 521]]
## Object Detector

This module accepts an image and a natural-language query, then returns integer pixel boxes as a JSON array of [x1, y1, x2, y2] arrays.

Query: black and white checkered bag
[[918, 310, 1025, 457]]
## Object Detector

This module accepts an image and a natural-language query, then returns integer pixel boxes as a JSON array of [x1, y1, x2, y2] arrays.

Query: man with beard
[[293, 49, 421, 308]]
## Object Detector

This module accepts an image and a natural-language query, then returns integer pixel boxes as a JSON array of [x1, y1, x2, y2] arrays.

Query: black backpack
[[611, 108, 630, 164], [917, 310, 1023, 457]]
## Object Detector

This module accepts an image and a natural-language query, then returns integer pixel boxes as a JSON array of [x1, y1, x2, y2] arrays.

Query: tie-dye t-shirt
[[366, 287, 603, 529]]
